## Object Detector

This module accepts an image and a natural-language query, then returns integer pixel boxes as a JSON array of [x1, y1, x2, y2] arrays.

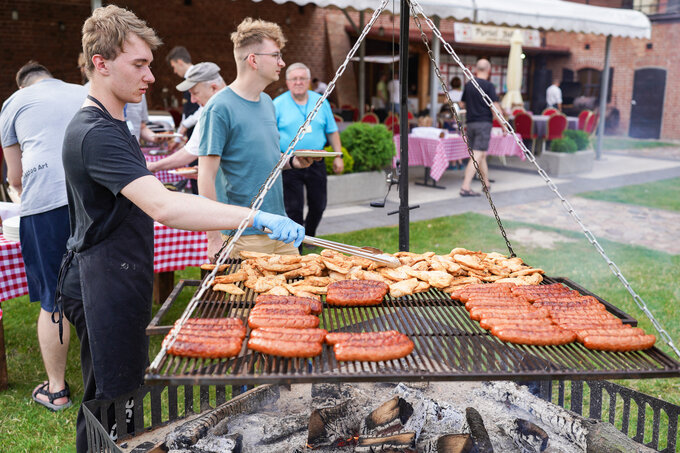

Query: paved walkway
[[318, 147, 680, 255]]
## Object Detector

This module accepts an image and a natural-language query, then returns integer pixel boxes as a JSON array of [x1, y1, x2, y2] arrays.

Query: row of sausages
[[452, 282, 655, 351]]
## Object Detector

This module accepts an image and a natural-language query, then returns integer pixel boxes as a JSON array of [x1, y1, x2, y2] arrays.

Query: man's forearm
[[149, 149, 196, 172]]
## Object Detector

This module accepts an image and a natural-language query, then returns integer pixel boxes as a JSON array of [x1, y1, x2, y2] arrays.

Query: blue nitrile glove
[[253, 211, 306, 248]]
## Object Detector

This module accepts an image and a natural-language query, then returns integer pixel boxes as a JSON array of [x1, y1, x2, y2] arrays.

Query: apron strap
[[52, 250, 75, 345]]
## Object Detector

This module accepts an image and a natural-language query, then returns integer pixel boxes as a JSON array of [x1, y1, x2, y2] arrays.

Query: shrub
[[550, 137, 578, 153], [340, 123, 396, 172], [324, 145, 354, 174], [563, 129, 590, 150]]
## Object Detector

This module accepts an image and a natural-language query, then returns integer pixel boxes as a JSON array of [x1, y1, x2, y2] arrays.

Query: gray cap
[[176, 62, 221, 91]]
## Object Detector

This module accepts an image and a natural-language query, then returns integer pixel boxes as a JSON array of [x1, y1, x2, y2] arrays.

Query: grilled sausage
[[247, 314, 320, 330], [166, 325, 247, 340], [469, 307, 549, 321], [582, 334, 656, 351], [574, 327, 645, 342], [177, 317, 244, 327], [325, 330, 404, 345], [333, 338, 414, 361], [251, 327, 328, 343], [255, 294, 323, 315], [168, 338, 243, 359], [250, 304, 311, 316], [248, 337, 323, 358], [326, 279, 388, 306], [480, 319, 556, 330], [493, 328, 576, 346]]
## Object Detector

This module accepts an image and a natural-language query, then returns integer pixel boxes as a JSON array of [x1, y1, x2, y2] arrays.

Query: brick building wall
[[0, 1, 676, 139]]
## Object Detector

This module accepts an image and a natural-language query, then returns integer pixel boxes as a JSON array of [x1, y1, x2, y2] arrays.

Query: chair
[[492, 117, 502, 128], [543, 113, 568, 153], [360, 112, 379, 124], [542, 107, 558, 116], [333, 113, 343, 123], [384, 114, 400, 135], [585, 113, 600, 135], [513, 112, 538, 153], [577, 110, 592, 131], [341, 104, 359, 121], [512, 108, 525, 116]]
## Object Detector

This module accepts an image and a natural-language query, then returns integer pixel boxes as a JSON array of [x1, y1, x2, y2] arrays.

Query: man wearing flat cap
[[148, 62, 226, 174]]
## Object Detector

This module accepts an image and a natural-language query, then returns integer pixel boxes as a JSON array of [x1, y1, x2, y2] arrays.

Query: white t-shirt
[[0, 78, 86, 216], [546, 84, 563, 107], [124, 95, 149, 142], [447, 89, 463, 103], [184, 119, 201, 156], [387, 79, 400, 104]]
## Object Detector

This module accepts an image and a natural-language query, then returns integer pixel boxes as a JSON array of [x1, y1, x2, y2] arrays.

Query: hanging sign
[[454, 23, 540, 47]]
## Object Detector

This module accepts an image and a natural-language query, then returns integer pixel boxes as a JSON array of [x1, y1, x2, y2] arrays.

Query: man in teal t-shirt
[[273, 62, 343, 242], [198, 18, 314, 258]]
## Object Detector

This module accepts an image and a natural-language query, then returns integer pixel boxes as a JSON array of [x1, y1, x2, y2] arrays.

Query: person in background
[[77, 52, 89, 85], [166, 46, 201, 138], [458, 58, 506, 197], [147, 62, 225, 176], [274, 62, 343, 249], [124, 94, 158, 144], [60, 7, 304, 451], [198, 17, 315, 259], [387, 71, 400, 115], [448, 76, 463, 103], [546, 79, 562, 112], [311, 77, 327, 94], [0, 61, 86, 412]]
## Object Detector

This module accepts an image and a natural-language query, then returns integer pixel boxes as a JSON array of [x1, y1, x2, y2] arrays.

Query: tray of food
[[292, 150, 342, 158], [168, 166, 198, 175]]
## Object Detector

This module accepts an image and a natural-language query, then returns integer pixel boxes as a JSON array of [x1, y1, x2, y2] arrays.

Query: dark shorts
[[466, 121, 492, 151], [19, 205, 70, 312]]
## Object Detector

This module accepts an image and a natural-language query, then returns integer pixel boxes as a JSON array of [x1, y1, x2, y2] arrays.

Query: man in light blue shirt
[[273, 62, 343, 242]]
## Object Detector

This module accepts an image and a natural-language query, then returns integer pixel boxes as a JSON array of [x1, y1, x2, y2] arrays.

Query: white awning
[[258, 0, 651, 39]]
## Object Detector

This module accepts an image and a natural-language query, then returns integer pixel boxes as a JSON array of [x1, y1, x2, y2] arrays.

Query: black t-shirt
[[461, 78, 499, 123], [62, 107, 153, 252], [182, 91, 199, 138]]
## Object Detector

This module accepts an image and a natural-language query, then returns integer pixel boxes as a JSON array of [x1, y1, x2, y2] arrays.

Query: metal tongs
[[263, 228, 400, 268]]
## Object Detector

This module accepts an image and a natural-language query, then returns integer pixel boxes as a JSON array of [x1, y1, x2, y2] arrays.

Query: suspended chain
[[409, 0, 679, 359], [408, 2, 515, 258], [150, 0, 392, 372]]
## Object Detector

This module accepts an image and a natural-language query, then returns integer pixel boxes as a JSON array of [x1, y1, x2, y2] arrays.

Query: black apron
[[56, 95, 154, 400]]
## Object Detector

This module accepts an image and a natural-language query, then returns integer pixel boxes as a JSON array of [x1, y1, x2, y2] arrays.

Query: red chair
[[341, 104, 359, 121], [585, 113, 599, 135], [577, 110, 592, 131], [513, 112, 538, 153], [543, 113, 568, 153], [333, 113, 343, 123], [360, 112, 379, 124], [512, 108, 525, 116], [542, 107, 558, 116], [492, 117, 502, 128], [385, 114, 400, 135]]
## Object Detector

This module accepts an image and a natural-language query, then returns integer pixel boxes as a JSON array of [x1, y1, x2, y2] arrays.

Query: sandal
[[32, 381, 73, 412], [459, 189, 481, 197]]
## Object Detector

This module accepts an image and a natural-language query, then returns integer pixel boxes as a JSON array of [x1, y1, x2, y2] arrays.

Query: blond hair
[[81, 5, 162, 77], [231, 17, 286, 61]]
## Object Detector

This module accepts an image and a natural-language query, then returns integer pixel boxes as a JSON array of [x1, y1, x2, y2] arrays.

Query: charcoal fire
[[362, 396, 414, 435], [307, 399, 362, 449], [465, 407, 494, 453], [512, 419, 549, 452], [355, 432, 416, 452]]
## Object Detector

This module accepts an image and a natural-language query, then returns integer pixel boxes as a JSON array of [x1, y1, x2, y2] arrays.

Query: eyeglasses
[[287, 77, 310, 83], [243, 52, 283, 62]]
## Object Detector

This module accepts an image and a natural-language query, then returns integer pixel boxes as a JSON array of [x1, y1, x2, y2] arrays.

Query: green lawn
[[1, 211, 678, 450], [603, 136, 677, 150], [579, 177, 680, 212]]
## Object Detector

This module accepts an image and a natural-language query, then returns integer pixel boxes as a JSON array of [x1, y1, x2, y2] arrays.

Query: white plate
[[292, 150, 342, 158], [168, 168, 198, 175]]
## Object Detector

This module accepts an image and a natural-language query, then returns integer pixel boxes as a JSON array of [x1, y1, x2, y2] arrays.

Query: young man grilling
[[60, 6, 304, 451]]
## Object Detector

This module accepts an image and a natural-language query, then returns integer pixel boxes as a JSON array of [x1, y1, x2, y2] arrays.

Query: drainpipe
[[358, 11, 366, 117], [596, 35, 612, 160]]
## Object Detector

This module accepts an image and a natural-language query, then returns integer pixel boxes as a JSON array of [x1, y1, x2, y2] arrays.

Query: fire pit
[[85, 380, 669, 452]]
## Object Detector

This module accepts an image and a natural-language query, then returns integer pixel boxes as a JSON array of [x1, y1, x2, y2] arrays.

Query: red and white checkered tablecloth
[[144, 152, 187, 184], [394, 134, 525, 182], [0, 223, 207, 304]]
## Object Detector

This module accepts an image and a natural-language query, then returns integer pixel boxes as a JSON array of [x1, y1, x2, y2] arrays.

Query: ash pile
[[163, 381, 654, 453]]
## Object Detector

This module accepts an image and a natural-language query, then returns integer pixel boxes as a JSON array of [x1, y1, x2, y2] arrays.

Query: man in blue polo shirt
[[274, 62, 343, 244]]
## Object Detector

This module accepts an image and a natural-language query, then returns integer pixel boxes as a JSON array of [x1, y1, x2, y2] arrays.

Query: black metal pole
[[398, 0, 410, 252]]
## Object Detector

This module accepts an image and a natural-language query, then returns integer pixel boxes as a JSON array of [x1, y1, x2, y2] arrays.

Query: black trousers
[[282, 160, 327, 238]]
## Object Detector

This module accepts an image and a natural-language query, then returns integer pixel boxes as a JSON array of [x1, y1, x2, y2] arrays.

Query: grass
[[579, 177, 680, 212], [602, 136, 677, 150], [1, 207, 678, 450]]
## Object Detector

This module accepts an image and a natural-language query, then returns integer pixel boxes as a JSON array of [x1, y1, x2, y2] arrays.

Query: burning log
[[307, 400, 362, 448], [363, 396, 414, 435], [465, 407, 494, 453], [189, 432, 242, 453], [355, 432, 416, 452], [166, 385, 279, 449], [512, 419, 549, 452]]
